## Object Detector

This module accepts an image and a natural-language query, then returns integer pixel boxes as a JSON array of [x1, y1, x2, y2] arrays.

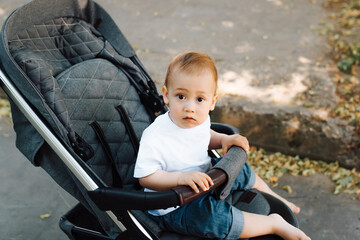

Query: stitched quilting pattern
[[9, 17, 104, 75], [9, 17, 152, 187], [57, 59, 151, 186]]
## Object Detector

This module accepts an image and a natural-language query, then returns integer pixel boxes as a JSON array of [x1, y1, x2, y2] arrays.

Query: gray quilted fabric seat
[[8, 16, 153, 188]]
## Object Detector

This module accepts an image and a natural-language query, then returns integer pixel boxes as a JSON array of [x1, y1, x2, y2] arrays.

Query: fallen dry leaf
[[40, 213, 51, 219], [282, 185, 293, 194], [248, 147, 360, 198], [0, 99, 11, 118]]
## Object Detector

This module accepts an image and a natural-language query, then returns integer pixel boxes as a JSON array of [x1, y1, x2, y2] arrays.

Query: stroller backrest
[[1, 0, 163, 189]]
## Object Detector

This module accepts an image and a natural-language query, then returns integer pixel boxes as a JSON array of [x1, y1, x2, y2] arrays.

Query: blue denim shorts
[[152, 162, 256, 239]]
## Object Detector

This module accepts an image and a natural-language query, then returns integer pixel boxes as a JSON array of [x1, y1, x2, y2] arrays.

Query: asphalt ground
[[0, 0, 359, 240]]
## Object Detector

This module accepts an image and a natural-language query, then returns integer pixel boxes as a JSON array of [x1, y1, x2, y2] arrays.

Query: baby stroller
[[0, 0, 298, 239]]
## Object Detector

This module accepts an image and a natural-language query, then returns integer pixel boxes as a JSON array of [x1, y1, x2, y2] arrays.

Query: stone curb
[[211, 96, 360, 170]]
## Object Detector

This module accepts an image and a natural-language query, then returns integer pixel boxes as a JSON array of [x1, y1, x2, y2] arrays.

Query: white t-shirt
[[134, 112, 211, 216]]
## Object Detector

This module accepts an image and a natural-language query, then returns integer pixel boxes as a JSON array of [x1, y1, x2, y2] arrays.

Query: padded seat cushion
[[56, 58, 151, 186]]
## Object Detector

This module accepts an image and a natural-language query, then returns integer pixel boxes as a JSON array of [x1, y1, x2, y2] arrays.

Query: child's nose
[[184, 100, 195, 112]]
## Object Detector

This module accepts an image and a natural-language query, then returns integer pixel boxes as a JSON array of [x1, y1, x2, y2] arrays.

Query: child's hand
[[221, 134, 249, 155], [178, 172, 214, 193]]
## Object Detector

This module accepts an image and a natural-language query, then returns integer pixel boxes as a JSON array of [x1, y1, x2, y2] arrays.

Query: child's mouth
[[184, 117, 196, 121]]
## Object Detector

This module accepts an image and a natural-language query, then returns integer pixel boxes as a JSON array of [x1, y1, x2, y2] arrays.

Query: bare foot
[[263, 189, 301, 214], [280, 198, 301, 215], [253, 175, 301, 214], [270, 214, 311, 240]]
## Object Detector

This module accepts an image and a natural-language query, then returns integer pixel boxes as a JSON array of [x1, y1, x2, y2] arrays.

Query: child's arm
[[139, 170, 213, 193], [209, 129, 250, 155]]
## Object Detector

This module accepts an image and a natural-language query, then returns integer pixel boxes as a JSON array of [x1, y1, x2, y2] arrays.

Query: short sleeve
[[133, 133, 164, 178]]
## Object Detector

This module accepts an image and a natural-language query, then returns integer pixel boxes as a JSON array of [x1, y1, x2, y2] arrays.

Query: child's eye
[[197, 97, 204, 102], [177, 94, 184, 100]]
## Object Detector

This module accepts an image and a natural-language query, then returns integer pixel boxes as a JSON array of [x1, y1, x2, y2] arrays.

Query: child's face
[[162, 69, 218, 129]]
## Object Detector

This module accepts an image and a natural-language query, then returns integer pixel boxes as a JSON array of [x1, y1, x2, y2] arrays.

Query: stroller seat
[[0, 0, 298, 239]]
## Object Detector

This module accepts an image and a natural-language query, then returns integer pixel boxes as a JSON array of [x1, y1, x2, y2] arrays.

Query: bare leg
[[240, 212, 311, 240], [252, 174, 301, 214]]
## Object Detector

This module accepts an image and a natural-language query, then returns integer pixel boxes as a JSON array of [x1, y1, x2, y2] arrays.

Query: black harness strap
[[90, 121, 123, 188], [68, 132, 94, 161], [115, 105, 139, 154]]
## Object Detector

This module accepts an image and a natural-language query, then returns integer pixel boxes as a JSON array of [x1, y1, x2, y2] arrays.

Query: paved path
[[0, 118, 77, 240], [0, 0, 336, 108], [0, 0, 359, 240]]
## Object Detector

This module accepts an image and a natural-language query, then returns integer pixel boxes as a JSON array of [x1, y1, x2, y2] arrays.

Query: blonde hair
[[164, 51, 218, 89]]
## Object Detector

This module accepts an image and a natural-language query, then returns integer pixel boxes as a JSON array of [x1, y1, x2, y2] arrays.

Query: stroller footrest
[[59, 203, 114, 240]]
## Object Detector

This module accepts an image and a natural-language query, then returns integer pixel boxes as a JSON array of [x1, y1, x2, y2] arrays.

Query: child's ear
[[210, 94, 219, 111], [162, 85, 169, 105]]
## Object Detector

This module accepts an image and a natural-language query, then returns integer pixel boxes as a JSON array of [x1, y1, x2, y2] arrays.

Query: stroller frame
[[0, 68, 153, 238]]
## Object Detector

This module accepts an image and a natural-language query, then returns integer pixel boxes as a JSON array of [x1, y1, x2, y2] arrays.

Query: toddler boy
[[134, 51, 310, 240]]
